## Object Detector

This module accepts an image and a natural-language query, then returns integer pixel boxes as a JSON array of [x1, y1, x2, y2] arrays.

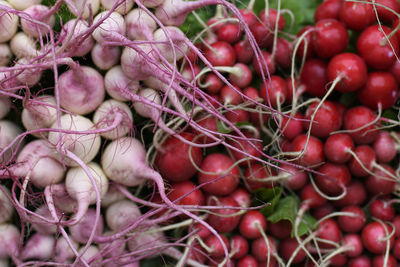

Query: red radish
[[365, 164, 396, 195], [339, 0, 375, 31], [312, 19, 349, 58], [279, 238, 306, 264], [296, 25, 315, 59], [348, 145, 376, 177], [244, 163, 275, 190], [369, 198, 395, 221], [227, 63, 253, 89], [237, 255, 258, 267], [304, 100, 342, 138], [301, 183, 327, 208], [280, 164, 308, 191], [275, 37, 293, 68], [201, 73, 223, 94], [343, 106, 379, 145], [372, 254, 397, 267], [259, 75, 288, 107], [20, 5, 55, 38], [251, 235, 278, 262], [69, 208, 104, 244], [225, 108, 250, 124], [342, 234, 363, 258], [228, 133, 262, 166], [231, 188, 251, 208], [198, 153, 239, 196], [58, 66, 105, 115], [357, 71, 399, 110], [330, 254, 348, 266], [337, 206, 366, 233], [167, 181, 205, 206], [204, 41, 236, 66], [314, 163, 351, 195], [390, 56, 400, 83], [91, 44, 121, 70], [279, 113, 305, 141], [312, 202, 335, 220], [220, 85, 243, 105], [204, 234, 229, 258], [361, 222, 394, 254], [393, 216, 400, 237], [48, 114, 101, 166], [315, 0, 342, 21], [373, 131, 397, 163], [333, 181, 367, 207], [291, 134, 325, 168], [348, 255, 371, 267], [234, 40, 254, 64], [316, 219, 341, 249], [0, 224, 20, 259], [239, 211, 267, 239], [327, 52, 368, 92], [230, 235, 248, 260], [207, 196, 242, 233], [218, 23, 241, 43], [192, 223, 211, 239], [300, 59, 328, 97], [375, 0, 400, 23], [357, 25, 399, 70], [250, 21, 273, 48], [21, 233, 55, 260], [125, 8, 156, 40], [268, 220, 292, 239], [393, 238, 400, 259], [0, 186, 13, 224], [238, 9, 257, 28], [324, 133, 354, 164], [252, 50, 276, 76], [155, 132, 203, 182], [105, 200, 141, 232], [181, 64, 200, 83], [259, 8, 286, 31]]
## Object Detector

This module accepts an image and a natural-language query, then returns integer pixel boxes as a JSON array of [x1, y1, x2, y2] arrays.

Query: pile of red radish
[[0, 0, 399, 266]]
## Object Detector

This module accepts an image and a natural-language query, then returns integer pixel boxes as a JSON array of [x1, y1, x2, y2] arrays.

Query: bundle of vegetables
[[0, 0, 400, 266]]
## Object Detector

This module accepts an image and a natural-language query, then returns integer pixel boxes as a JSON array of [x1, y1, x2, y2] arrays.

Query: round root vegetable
[[31, 205, 61, 235], [101, 0, 134, 14], [104, 65, 139, 101], [50, 183, 78, 213], [132, 88, 162, 119], [7, 0, 40, 10], [20, 233, 55, 260], [65, 162, 109, 224], [153, 26, 188, 63], [105, 199, 141, 231], [66, 0, 100, 19], [125, 8, 157, 40], [54, 237, 79, 263], [0, 97, 10, 120], [58, 65, 105, 115], [0, 1, 18, 43], [47, 114, 101, 166], [91, 43, 121, 70], [77, 245, 102, 266], [92, 99, 133, 140], [69, 208, 104, 244], [0, 224, 20, 259], [61, 19, 95, 57], [21, 95, 57, 137], [92, 11, 126, 43], [20, 5, 55, 38], [15, 58, 43, 86], [100, 184, 126, 208], [9, 32, 38, 58], [0, 44, 12, 67], [0, 186, 13, 224], [127, 225, 167, 257], [0, 120, 23, 164]]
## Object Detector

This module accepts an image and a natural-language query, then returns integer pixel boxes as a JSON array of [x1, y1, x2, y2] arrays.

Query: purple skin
[[91, 43, 121, 70], [69, 209, 104, 244], [21, 233, 55, 260]]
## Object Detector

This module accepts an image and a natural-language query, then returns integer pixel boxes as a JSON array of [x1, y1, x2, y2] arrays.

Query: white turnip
[[104, 65, 140, 102]]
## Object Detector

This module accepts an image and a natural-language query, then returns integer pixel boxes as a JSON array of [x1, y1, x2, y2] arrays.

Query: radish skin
[[101, 0, 134, 14], [9, 32, 38, 58], [100, 184, 126, 207], [54, 237, 79, 263], [15, 58, 43, 86], [0, 186, 13, 224], [61, 19, 95, 57], [47, 114, 101, 166], [51, 184, 78, 213], [104, 65, 140, 102], [78, 245, 102, 266], [0, 224, 20, 259], [0, 120, 22, 164], [92, 99, 133, 140], [105, 200, 141, 231], [0, 97, 10, 120], [69, 208, 104, 244], [66, 0, 100, 19], [153, 26, 188, 63], [125, 8, 156, 40], [132, 88, 161, 120], [91, 43, 121, 70], [0, 1, 19, 42], [140, 0, 165, 8], [7, 0, 40, 10], [92, 11, 125, 43], [0, 44, 12, 67], [58, 66, 105, 115], [21, 233, 55, 260], [20, 5, 55, 38], [32, 205, 61, 235], [21, 95, 57, 137]]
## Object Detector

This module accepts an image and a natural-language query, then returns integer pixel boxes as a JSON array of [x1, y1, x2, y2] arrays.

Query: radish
[[239, 211, 267, 239], [21, 95, 57, 138], [0, 186, 13, 224], [47, 114, 101, 166], [61, 19, 95, 57], [101, 0, 134, 14], [15, 58, 43, 86], [78, 245, 102, 266], [337, 206, 366, 233], [65, 162, 109, 224], [0, 1, 18, 43], [140, 0, 165, 8], [0, 97, 10, 120], [92, 11, 126, 43], [369, 198, 395, 221], [361, 222, 394, 254], [92, 99, 133, 140], [0, 224, 20, 259], [373, 131, 396, 163], [207, 196, 241, 233], [104, 65, 140, 102], [9, 32, 38, 58], [7, 0, 40, 10], [91, 43, 121, 70], [54, 237, 79, 263], [20, 233, 55, 260], [66, 0, 100, 19], [20, 5, 55, 38], [0, 44, 11, 67], [343, 106, 378, 145], [100, 184, 126, 208], [69, 208, 104, 244], [50, 183, 78, 213], [339, 0, 374, 31], [58, 65, 105, 115], [31, 205, 62, 234], [105, 199, 141, 231], [132, 88, 162, 119], [153, 26, 188, 63], [0, 120, 23, 164], [125, 8, 157, 40]]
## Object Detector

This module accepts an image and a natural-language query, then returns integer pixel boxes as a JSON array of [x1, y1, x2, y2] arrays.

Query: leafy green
[[267, 196, 317, 237], [252, 187, 282, 216]]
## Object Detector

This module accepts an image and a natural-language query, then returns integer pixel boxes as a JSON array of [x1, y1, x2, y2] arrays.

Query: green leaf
[[267, 196, 317, 237], [217, 120, 232, 134], [252, 187, 282, 216]]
